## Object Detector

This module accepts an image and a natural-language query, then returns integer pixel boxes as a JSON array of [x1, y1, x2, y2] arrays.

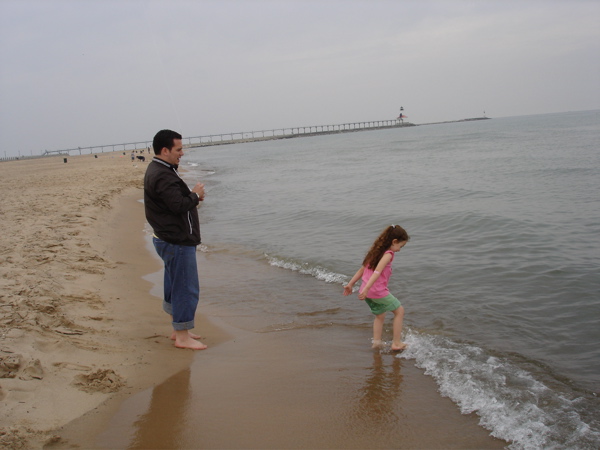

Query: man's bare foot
[[174, 337, 207, 350], [371, 339, 383, 349], [170, 331, 202, 340], [391, 342, 408, 352], [173, 330, 207, 350]]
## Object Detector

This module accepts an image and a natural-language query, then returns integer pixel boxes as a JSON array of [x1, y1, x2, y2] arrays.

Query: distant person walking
[[144, 129, 207, 350], [343, 225, 410, 351]]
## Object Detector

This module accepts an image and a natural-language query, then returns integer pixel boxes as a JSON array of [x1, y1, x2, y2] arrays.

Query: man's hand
[[192, 183, 205, 201]]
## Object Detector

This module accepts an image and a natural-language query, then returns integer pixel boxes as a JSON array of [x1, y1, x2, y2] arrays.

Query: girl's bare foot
[[170, 331, 202, 340], [371, 339, 383, 349], [391, 342, 408, 352]]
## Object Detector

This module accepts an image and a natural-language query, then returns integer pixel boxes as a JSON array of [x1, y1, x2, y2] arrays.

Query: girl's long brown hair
[[362, 225, 410, 269]]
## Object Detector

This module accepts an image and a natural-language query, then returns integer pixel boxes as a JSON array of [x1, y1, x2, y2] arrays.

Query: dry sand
[[0, 153, 228, 449]]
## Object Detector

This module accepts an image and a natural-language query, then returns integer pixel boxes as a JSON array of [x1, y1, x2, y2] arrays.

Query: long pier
[[2, 119, 412, 161], [185, 119, 412, 149], [1, 116, 491, 162]]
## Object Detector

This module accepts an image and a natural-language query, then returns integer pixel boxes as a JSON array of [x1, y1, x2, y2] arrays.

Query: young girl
[[343, 225, 410, 351]]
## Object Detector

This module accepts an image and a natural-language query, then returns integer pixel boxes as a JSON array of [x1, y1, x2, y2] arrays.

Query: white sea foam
[[398, 331, 600, 449], [265, 254, 348, 285]]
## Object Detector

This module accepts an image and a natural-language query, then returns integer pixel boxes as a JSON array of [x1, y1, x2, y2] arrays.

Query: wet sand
[[0, 154, 507, 449]]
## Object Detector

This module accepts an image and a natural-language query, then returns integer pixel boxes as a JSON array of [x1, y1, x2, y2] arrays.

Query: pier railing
[[2, 119, 412, 160], [185, 119, 409, 147]]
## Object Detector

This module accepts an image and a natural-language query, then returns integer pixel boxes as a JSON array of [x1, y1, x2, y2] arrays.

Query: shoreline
[[55, 247, 507, 449], [0, 153, 507, 449]]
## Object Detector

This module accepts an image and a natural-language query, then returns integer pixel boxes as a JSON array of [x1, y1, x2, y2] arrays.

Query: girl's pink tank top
[[361, 250, 394, 299]]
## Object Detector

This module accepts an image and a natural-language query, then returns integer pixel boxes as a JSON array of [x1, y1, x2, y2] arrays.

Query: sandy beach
[[0, 153, 507, 449], [0, 154, 224, 448]]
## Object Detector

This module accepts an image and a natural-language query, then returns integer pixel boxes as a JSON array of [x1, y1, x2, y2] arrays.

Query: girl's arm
[[357, 252, 393, 300], [343, 266, 365, 296]]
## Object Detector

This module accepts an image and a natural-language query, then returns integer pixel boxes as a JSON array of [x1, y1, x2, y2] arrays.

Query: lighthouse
[[397, 106, 407, 125]]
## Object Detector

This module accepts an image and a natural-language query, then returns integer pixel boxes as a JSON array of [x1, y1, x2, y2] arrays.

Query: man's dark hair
[[152, 129, 182, 155]]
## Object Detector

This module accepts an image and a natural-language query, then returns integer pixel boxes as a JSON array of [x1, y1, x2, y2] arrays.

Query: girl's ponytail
[[362, 225, 409, 269]]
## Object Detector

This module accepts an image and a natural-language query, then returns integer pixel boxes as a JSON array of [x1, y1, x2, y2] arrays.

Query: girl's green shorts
[[365, 294, 401, 315]]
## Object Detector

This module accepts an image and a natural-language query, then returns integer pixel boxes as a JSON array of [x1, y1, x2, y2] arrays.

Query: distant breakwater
[[185, 117, 489, 149], [1, 117, 489, 162], [187, 117, 492, 149], [186, 120, 416, 149]]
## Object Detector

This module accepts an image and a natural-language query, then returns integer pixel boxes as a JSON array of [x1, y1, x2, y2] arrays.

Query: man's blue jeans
[[152, 237, 199, 331]]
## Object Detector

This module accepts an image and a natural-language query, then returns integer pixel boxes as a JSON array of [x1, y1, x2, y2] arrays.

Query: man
[[144, 129, 207, 350]]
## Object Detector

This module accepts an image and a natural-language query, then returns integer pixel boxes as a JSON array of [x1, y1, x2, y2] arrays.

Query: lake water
[[182, 110, 600, 449]]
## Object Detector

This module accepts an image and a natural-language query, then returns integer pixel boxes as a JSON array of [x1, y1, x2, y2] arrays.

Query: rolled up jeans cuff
[[172, 319, 195, 331], [163, 300, 197, 330], [164, 302, 195, 330]]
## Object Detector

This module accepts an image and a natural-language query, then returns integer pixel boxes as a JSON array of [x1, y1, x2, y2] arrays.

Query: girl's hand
[[358, 291, 366, 301], [343, 285, 353, 296]]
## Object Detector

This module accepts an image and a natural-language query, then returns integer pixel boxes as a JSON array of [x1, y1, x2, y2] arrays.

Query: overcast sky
[[1, 0, 598, 156]]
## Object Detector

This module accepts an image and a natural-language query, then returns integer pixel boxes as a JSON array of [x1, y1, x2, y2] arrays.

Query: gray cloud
[[1, 0, 598, 156]]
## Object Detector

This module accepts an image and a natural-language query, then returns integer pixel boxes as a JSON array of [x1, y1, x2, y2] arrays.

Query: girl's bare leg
[[372, 313, 386, 348], [391, 306, 407, 351]]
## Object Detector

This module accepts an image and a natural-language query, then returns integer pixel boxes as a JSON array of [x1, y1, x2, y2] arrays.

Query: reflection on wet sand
[[129, 368, 191, 449], [87, 327, 506, 449], [349, 351, 406, 438]]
